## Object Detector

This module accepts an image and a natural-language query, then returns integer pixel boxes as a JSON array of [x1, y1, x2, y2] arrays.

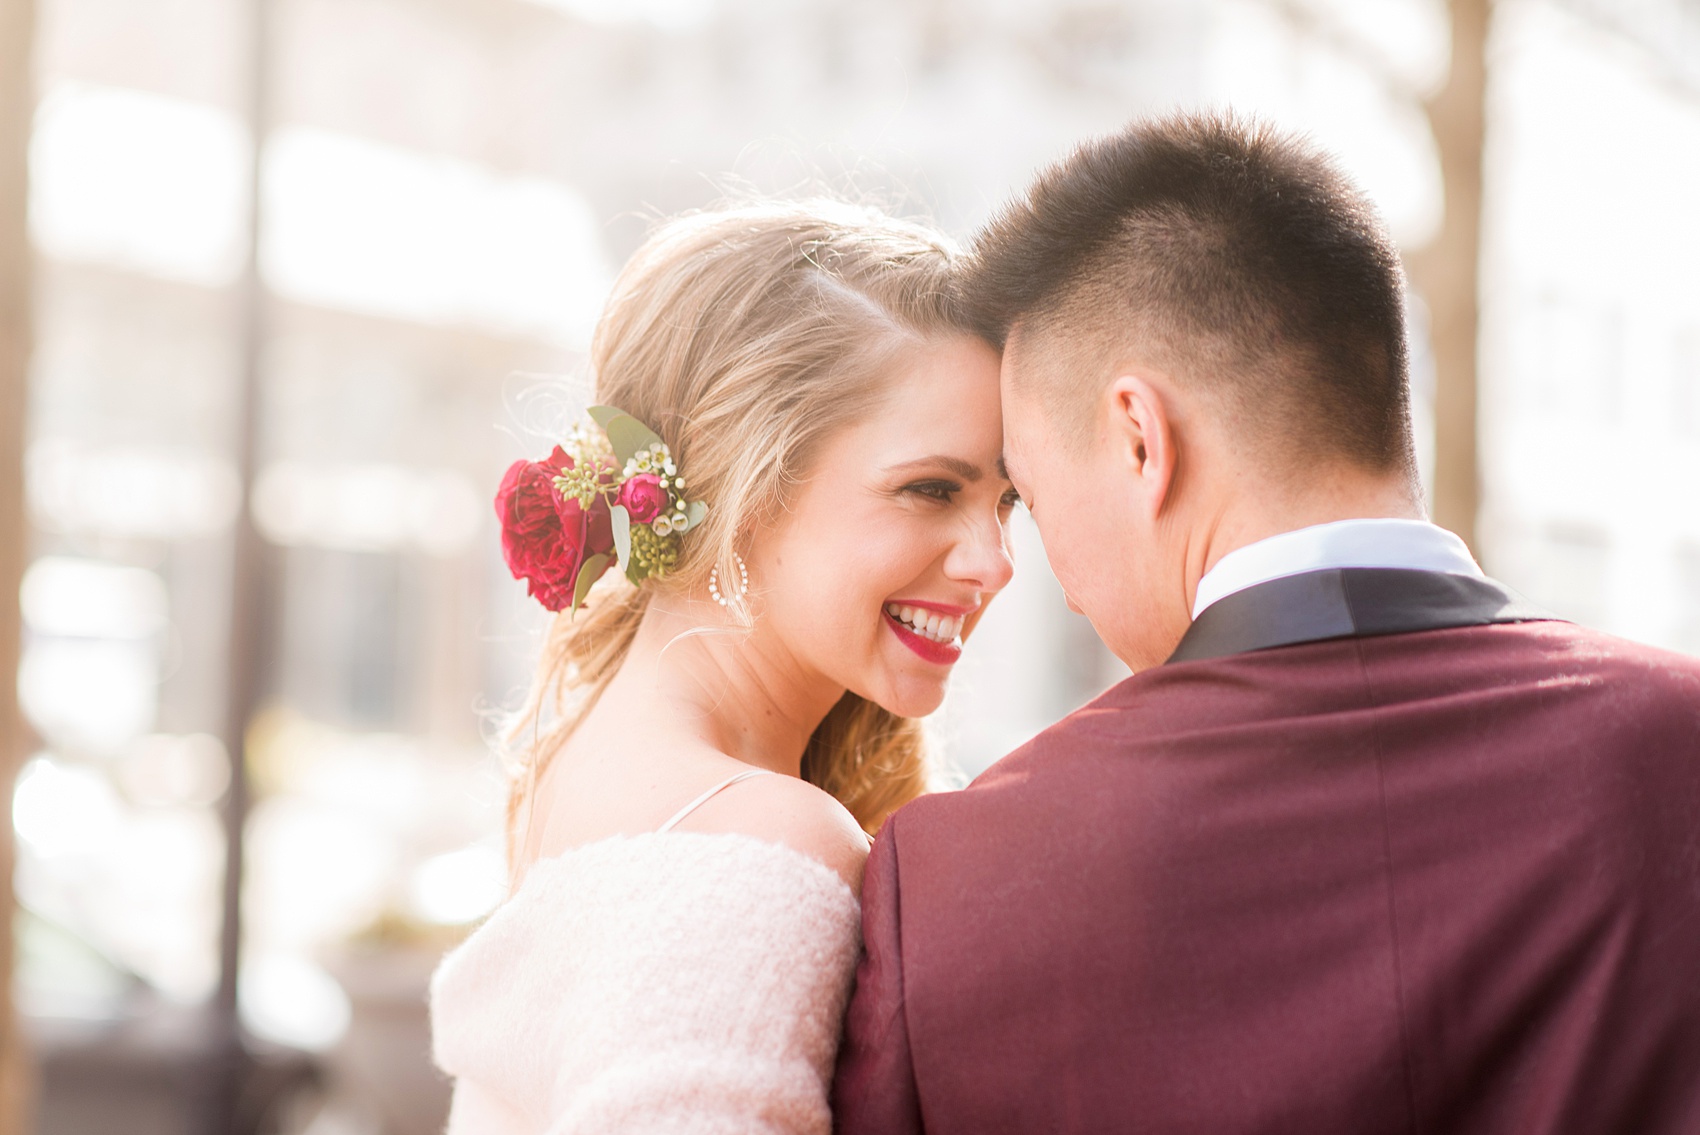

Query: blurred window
[[1677, 545, 1700, 655], [526, 0, 719, 31], [1531, 295, 1623, 424], [1498, 525, 1613, 630], [30, 84, 248, 287], [17, 557, 168, 754], [277, 548, 414, 731], [1675, 327, 1699, 441]]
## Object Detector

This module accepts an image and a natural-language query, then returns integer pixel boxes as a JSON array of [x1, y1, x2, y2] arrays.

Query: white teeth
[[883, 603, 963, 644]]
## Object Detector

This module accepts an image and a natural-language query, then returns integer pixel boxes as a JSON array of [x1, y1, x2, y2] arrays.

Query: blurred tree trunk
[[1411, 0, 1490, 553], [0, 0, 33, 1131]]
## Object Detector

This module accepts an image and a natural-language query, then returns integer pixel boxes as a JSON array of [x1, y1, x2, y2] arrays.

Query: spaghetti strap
[[656, 768, 774, 834]]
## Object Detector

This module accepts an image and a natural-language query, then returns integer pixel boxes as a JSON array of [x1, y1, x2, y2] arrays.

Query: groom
[[833, 113, 1700, 1132]]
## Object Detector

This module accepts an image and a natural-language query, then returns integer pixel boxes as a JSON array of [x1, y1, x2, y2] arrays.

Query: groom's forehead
[[996, 332, 1059, 444], [998, 323, 1050, 388], [1003, 320, 1038, 364], [1004, 315, 1100, 375], [1000, 328, 1095, 422]]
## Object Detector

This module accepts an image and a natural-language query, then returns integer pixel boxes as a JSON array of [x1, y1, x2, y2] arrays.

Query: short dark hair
[[967, 111, 1416, 474]]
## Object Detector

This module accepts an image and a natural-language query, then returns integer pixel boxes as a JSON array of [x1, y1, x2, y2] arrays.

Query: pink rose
[[495, 447, 616, 612], [616, 473, 670, 524]]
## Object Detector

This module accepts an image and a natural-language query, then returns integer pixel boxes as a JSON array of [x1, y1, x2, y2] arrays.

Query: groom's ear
[[1106, 373, 1177, 521]]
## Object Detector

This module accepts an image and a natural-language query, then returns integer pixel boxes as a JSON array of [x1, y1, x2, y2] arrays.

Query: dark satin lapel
[[1167, 568, 1557, 665]]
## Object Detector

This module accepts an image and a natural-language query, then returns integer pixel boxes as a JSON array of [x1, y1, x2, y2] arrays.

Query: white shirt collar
[[1191, 518, 1483, 620]]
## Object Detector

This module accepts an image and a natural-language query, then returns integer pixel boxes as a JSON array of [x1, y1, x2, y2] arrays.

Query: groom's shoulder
[[888, 676, 1158, 839], [973, 678, 1150, 790], [1553, 622, 1700, 709], [884, 621, 1700, 846], [1489, 619, 1700, 700]]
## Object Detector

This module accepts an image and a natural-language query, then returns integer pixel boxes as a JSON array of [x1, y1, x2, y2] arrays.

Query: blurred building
[[1478, 0, 1700, 653], [14, 1, 1195, 1127], [10, 0, 1700, 1130]]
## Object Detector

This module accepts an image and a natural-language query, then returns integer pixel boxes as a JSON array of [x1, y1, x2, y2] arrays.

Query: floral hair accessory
[[495, 406, 708, 614]]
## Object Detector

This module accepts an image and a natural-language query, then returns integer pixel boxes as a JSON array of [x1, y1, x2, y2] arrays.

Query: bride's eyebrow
[[885, 455, 983, 482]]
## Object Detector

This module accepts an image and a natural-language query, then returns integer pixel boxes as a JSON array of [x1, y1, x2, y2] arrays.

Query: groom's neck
[[1183, 469, 1427, 607]]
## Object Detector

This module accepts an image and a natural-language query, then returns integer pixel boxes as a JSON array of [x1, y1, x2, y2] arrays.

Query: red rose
[[566, 493, 617, 562], [616, 473, 670, 524], [495, 447, 615, 612], [497, 446, 571, 536]]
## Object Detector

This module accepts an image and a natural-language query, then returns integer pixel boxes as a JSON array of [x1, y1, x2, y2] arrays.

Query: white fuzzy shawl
[[430, 832, 862, 1134]]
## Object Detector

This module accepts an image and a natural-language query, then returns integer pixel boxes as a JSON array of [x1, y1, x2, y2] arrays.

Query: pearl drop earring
[[707, 553, 749, 607]]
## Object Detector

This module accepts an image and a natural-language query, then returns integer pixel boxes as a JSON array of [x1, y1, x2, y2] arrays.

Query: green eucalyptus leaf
[[610, 505, 631, 573], [588, 405, 663, 467], [570, 553, 612, 615], [682, 500, 709, 532]]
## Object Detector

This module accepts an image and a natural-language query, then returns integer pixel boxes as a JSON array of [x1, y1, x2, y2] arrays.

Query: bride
[[430, 200, 1017, 1132]]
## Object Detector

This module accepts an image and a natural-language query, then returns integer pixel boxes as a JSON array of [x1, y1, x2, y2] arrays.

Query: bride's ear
[[1105, 373, 1177, 521]]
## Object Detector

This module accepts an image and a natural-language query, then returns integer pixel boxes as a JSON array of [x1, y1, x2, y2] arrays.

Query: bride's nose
[[943, 512, 1015, 595]]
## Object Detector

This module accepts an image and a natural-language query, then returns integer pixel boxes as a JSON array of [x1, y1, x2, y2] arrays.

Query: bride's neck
[[601, 596, 845, 776]]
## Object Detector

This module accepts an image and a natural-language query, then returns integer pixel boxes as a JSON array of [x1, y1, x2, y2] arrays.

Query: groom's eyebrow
[[996, 455, 1009, 481], [887, 456, 984, 481]]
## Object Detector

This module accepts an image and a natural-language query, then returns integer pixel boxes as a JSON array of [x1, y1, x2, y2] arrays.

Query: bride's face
[[749, 334, 1017, 718]]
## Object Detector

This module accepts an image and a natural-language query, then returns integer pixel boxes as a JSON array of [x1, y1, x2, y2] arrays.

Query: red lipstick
[[882, 608, 964, 666]]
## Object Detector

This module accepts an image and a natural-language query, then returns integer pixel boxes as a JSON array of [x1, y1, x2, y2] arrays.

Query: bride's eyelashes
[[899, 479, 962, 503], [896, 480, 1024, 512]]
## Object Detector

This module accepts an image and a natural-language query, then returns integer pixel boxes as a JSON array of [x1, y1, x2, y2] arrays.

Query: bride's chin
[[869, 675, 949, 720]]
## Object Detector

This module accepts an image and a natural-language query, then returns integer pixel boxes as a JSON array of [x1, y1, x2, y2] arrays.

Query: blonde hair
[[505, 199, 978, 853]]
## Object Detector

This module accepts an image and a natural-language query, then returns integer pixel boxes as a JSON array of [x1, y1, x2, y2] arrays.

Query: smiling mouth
[[883, 603, 963, 644], [882, 604, 965, 666]]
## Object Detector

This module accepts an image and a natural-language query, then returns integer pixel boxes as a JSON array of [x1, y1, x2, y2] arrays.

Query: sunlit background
[[7, 0, 1700, 1131]]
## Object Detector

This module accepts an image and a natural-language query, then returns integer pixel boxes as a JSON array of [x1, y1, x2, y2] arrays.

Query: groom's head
[[969, 112, 1421, 670]]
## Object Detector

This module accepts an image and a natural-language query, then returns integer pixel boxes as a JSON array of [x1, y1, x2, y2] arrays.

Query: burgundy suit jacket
[[834, 568, 1700, 1133]]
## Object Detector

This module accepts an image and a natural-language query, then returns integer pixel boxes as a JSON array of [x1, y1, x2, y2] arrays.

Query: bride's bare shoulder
[[679, 766, 871, 895]]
